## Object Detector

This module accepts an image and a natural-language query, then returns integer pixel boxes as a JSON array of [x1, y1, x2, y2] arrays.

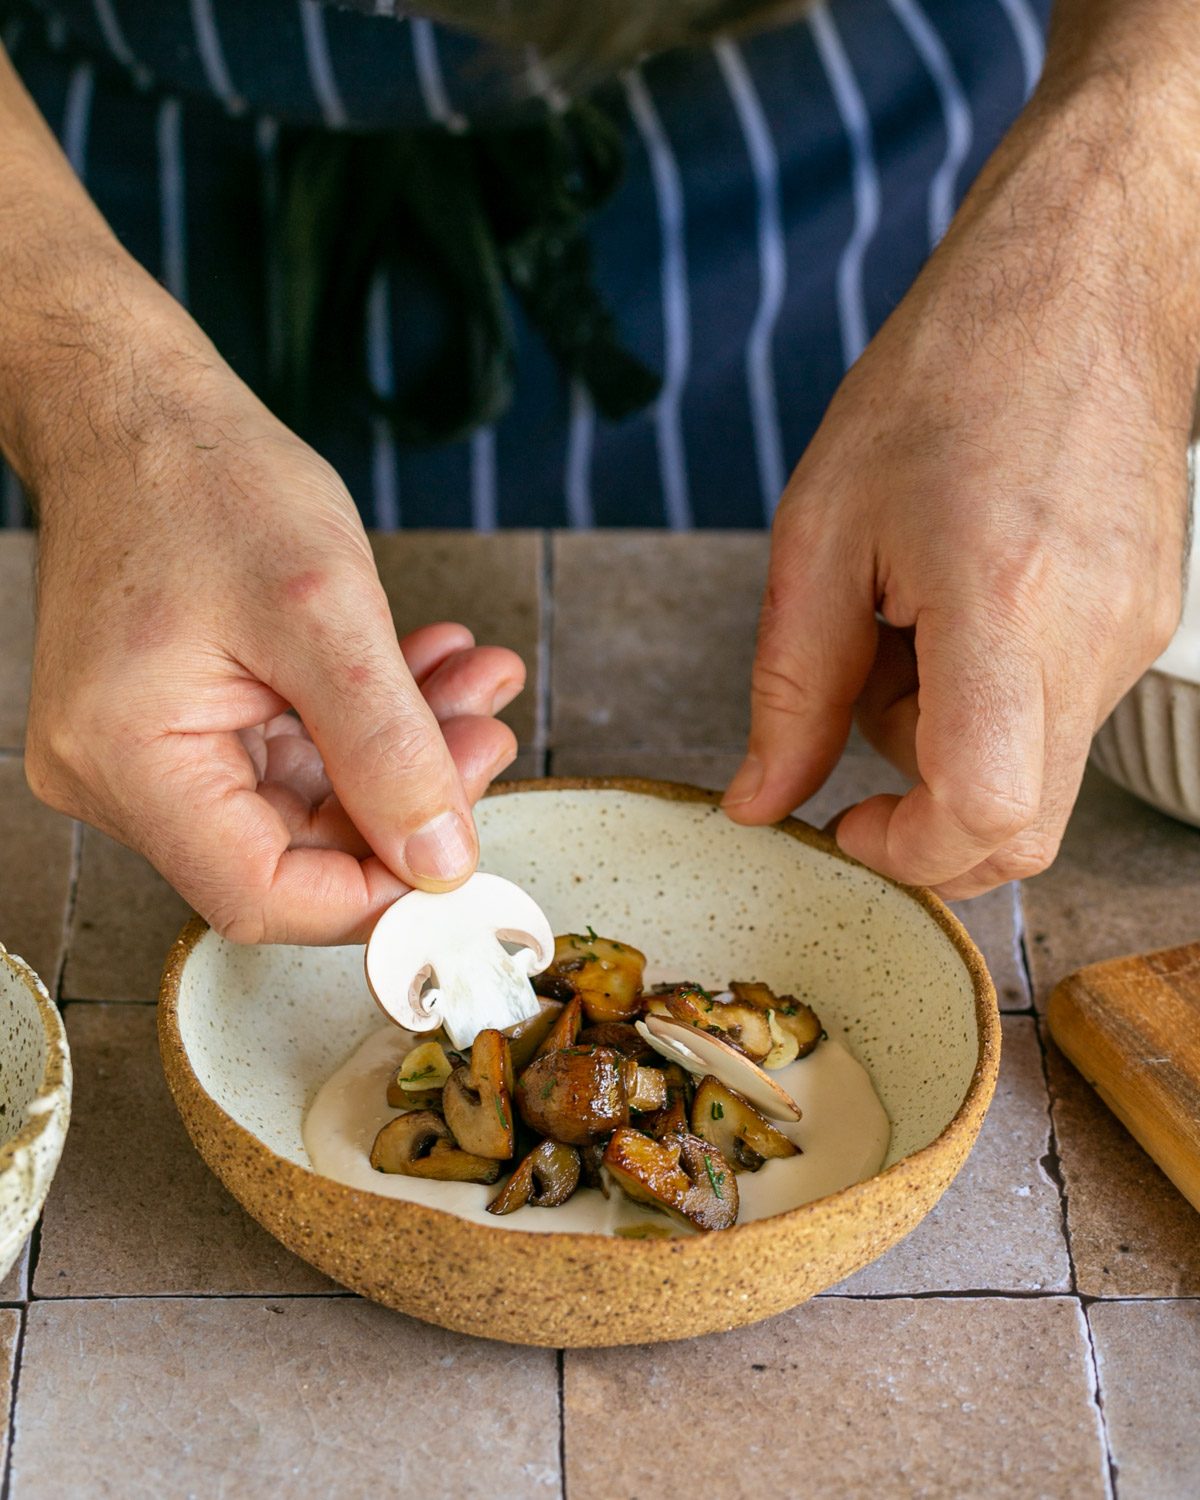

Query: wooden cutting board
[[1048, 942, 1200, 1214]]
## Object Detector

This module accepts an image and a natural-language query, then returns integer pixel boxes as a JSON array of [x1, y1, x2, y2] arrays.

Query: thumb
[[271, 591, 478, 891], [724, 505, 877, 824]]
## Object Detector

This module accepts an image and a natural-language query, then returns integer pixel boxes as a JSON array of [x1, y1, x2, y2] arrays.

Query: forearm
[[0, 45, 214, 491]]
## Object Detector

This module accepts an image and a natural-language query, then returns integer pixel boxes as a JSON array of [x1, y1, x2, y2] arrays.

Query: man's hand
[[25, 351, 524, 943], [726, 10, 1200, 898]]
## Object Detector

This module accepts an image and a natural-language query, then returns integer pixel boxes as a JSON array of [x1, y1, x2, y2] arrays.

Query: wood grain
[[1048, 942, 1200, 1214]]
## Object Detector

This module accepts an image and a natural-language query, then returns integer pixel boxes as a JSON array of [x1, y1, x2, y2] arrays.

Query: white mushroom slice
[[634, 1016, 802, 1122], [365, 873, 555, 1051]]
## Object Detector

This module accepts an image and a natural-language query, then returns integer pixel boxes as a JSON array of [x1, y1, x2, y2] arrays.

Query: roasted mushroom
[[370, 1111, 501, 1183], [578, 1141, 610, 1195], [533, 994, 584, 1060], [505, 999, 564, 1073], [603, 1128, 738, 1231], [515, 1046, 629, 1144], [534, 932, 646, 1024], [639, 1062, 692, 1141], [657, 984, 772, 1061], [576, 1021, 657, 1063], [729, 981, 823, 1058], [386, 1039, 453, 1109], [487, 1140, 582, 1215], [690, 1075, 799, 1172], [442, 1029, 516, 1159], [621, 1058, 667, 1112]]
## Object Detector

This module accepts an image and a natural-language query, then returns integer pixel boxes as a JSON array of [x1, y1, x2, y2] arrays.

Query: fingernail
[[405, 810, 475, 883], [722, 754, 764, 808], [490, 678, 523, 716]]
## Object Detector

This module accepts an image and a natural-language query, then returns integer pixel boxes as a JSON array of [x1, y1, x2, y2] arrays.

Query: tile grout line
[[51, 820, 83, 1004], [1078, 1299, 1120, 1499], [556, 1347, 567, 1500], [1, 1304, 27, 1500]]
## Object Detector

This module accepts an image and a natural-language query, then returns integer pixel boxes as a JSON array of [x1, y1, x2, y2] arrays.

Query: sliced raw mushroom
[[635, 1016, 802, 1122], [532, 994, 584, 1060], [487, 1140, 582, 1215], [729, 981, 823, 1058], [505, 999, 564, 1074], [603, 1128, 738, 1231], [386, 1040, 453, 1109], [690, 1075, 799, 1172], [365, 873, 555, 1050], [515, 1046, 630, 1144], [370, 1111, 501, 1183], [658, 984, 772, 1062], [533, 932, 646, 1023], [442, 1029, 516, 1159]]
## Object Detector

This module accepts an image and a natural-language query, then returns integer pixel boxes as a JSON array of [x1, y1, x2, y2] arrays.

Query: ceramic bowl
[[159, 779, 999, 1348], [0, 946, 71, 1282], [1091, 668, 1200, 829]]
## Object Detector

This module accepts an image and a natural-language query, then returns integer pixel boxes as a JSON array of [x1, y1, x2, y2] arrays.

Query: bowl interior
[[0, 949, 71, 1279], [176, 786, 982, 1194]]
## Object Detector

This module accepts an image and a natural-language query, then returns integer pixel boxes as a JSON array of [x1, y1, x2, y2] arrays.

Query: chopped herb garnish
[[540, 1079, 556, 1100], [585, 924, 599, 942], [703, 1153, 725, 1200], [399, 1064, 437, 1084], [781, 1005, 798, 1016], [494, 1097, 508, 1130], [819, 1028, 829, 1041], [710, 1101, 724, 1121]]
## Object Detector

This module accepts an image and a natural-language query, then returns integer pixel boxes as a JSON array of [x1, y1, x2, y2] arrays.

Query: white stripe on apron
[[993, 0, 1044, 98], [714, 36, 788, 522], [565, 381, 595, 530], [189, 0, 245, 116], [156, 97, 188, 305], [623, 66, 693, 531], [885, 0, 972, 247], [808, 3, 880, 368], [366, 271, 401, 529], [61, 62, 95, 177], [299, 0, 348, 128]]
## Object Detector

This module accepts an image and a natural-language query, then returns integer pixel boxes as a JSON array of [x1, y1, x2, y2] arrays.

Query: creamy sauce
[[304, 1023, 891, 1236]]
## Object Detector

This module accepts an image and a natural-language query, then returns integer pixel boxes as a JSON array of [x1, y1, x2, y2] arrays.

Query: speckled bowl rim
[[159, 778, 1000, 1264], [0, 947, 71, 1175]]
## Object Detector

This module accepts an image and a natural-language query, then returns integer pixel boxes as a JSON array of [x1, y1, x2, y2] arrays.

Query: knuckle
[[208, 901, 267, 946], [938, 781, 1039, 848], [749, 659, 814, 720]]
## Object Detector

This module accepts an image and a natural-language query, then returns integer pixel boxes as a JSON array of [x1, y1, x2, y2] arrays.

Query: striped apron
[[0, 0, 1050, 530]]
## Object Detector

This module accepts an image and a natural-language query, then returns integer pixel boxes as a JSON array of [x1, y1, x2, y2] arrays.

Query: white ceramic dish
[[0, 946, 71, 1281], [161, 780, 998, 1346], [1091, 668, 1200, 828]]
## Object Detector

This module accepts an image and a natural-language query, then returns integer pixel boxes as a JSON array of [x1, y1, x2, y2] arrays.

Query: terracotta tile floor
[[2, 530, 1198, 1497]]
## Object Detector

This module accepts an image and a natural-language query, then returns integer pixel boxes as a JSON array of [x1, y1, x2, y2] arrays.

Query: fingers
[[265, 584, 479, 891], [835, 606, 1046, 888], [854, 625, 919, 781], [418, 645, 525, 722], [723, 501, 878, 824], [399, 622, 476, 684]]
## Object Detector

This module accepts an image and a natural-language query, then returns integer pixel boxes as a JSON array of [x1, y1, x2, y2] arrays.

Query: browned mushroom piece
[[505, 999, 564, 1073], [531, 994, 584, 1061], [576, 1021, 657, 1063], [690, 1075, 799, 1172], [578, 1141, 610, 1196], [515, 1046, 630, 1144], [442, 1029, 516, 1160], [620, 1058, 667, 1112], [603, 1128, 738, 1231], [729, 981, 823, 1057], [659, 985, 772, 1061], [533, 932, 646, 1024], [640, 1062, 691, 1141], [370, 1111, 501, 1183], [385, 1039, 453, 1110], [487, 1140, 582, 1215]]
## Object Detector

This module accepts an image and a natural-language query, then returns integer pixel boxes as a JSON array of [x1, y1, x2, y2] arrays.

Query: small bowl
[[0, 947, 71, 1281], [1091, 668, 1200, 828], [159, 779, 998, 1347]]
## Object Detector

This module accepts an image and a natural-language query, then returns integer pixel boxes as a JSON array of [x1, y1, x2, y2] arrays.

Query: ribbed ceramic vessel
[[1091, 669, 1200, 829], [159, 779, 999, 1348], [0, 947, 71, 1281]]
